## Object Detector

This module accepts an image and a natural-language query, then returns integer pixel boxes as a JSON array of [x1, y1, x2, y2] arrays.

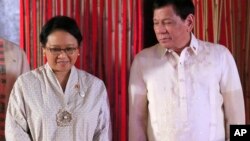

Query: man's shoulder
[[76, 68, 104, 85], [135, 44, 159, 58], [1, 38, 19, 49], [197, 39, 228, 53], [2, 39, 26, 56]]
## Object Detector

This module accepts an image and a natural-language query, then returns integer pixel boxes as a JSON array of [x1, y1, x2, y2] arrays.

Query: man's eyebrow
[[153, 18, 172, 21]]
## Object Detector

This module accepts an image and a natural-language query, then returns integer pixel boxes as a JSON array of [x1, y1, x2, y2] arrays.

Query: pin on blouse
[[56, 109, 72, 126]]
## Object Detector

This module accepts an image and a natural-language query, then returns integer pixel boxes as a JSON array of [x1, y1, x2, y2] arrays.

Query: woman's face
[[43, 30, 79, 74]]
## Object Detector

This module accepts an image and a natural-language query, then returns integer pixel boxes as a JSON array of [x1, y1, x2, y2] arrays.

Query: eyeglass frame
[[45, 46, 79, 55]]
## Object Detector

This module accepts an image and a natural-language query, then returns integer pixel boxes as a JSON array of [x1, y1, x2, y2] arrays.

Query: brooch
[[56, 109, 72, 126]]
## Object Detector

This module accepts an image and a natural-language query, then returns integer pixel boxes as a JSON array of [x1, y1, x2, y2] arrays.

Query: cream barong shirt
[[5, 63, 112, 141], [129, 34, 245, 141]]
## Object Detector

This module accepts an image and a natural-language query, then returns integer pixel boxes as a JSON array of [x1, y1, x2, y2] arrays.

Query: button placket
[[178, 50, 188, 125]]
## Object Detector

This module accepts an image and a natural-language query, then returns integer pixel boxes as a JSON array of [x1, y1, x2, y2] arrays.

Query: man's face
[[153, 5, 193, 50]]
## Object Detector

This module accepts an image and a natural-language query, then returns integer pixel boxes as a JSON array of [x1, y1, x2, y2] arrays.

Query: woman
[[5, 16, 112, 141]]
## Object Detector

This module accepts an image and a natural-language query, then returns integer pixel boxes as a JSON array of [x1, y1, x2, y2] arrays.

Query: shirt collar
[[189, 33, 199, 55], [156, 44, 168, 58], [156, 33, 199, 58]]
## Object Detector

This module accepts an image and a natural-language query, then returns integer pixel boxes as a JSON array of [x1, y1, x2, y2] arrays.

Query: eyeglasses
[[46, 47, 78, 55]]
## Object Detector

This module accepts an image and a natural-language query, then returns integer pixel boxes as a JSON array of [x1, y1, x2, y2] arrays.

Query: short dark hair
[[39, 15, 83, 47], [153, 0, 195, 20]]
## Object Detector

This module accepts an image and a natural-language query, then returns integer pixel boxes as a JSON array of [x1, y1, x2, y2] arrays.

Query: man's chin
[[159, 43, 171, 49]]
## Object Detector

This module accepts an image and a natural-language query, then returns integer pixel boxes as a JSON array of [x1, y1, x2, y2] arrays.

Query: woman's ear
[[43, 48, 46, 56]]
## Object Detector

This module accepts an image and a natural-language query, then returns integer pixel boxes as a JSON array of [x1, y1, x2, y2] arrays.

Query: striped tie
[[0, 39, 6, 140]]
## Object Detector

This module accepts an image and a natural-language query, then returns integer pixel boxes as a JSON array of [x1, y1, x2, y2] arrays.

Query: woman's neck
[[54, 71, 71, 92]]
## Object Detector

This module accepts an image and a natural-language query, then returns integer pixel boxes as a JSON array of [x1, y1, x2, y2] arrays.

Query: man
[[128, 0, 245, 141], [0, 37, 29, 140]]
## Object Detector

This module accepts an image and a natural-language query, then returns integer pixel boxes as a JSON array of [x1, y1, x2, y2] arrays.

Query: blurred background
[[0, 0, 19, 43], [0, 0, 249, 141]]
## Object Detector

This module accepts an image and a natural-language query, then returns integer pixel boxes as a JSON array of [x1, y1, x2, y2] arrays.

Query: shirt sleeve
[[5, 78, 32, 141], [93, 81, 112, 141], [128, 56, 148, 141], [220, 48, 245, 140]]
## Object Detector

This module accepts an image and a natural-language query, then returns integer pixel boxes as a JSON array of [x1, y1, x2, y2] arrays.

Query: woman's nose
[[58, 50, 68, 57]]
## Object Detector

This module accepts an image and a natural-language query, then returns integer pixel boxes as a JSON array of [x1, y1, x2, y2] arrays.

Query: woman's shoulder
[[17, 65, 46, 82], [76, 68, 104, 85]]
